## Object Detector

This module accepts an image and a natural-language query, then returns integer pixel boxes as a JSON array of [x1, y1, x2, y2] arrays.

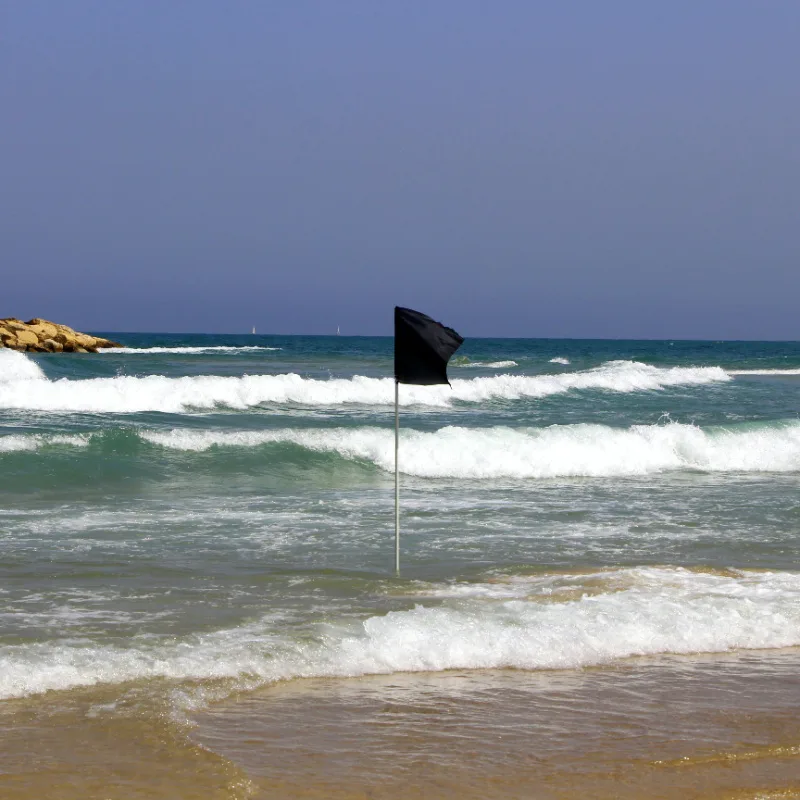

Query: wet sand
[[0, 649, 800, 800], [192, 651, 800, 799], [2, 651, 799, 799]]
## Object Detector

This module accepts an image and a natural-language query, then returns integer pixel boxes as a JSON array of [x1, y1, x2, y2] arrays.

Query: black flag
[[394, 306, 464, 385]]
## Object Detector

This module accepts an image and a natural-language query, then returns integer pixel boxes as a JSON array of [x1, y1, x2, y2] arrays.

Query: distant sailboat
[[251, 326, 256, 334], [336, 325, 340, 336]]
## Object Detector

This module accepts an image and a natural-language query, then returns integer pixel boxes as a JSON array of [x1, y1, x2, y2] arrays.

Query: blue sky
[[2, 1, 798, 338]]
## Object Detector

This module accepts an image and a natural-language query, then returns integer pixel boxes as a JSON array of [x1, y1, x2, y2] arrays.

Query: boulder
[[27, 322, 59, 339], [14, 329, 39, 347], [41, 338, 64, 353], [63, 341, 96, 353], [73, 333, 98, 349], [1, 319, 27, 332]]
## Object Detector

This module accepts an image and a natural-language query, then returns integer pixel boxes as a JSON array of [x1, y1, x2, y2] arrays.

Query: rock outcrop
[[0, 318, 122, 353]]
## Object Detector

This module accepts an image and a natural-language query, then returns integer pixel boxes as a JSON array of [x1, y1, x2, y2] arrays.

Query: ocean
[[1, 334, 800, 799]]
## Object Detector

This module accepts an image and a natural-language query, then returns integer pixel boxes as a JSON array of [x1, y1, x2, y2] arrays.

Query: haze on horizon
[[2, 2, 798, 340]]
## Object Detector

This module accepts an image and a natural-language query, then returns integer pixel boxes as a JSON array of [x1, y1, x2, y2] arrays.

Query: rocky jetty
[[0, 318, 123, 353]]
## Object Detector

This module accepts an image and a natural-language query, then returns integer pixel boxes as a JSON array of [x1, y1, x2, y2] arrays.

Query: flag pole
[[393, 306, 462, 577], [394, 378, 400, 575]]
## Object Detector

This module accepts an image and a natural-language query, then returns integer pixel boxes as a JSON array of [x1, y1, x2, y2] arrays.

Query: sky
[[2, 1, 799, 338]]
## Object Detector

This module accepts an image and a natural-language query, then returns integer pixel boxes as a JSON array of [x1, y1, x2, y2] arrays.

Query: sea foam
[[102, 346, 281, 354], [0, 347, 46, 382], [0, 354, 729, 413], [0, 434, 89, 453], [728, 368, 800, 375], [2, 567, 799, 700], [454, 360, 518, 369], [5, 417, 799, 478], [142, 420, 800, 477]]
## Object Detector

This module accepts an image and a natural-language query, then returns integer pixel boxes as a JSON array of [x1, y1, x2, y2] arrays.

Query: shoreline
[[3, 651, 800, 799]]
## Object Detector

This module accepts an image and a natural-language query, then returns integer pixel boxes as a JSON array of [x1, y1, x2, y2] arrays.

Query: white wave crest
[[101, 346, 282, 354], [0, 433, 89, 453], [549, 357, 570, 365], [142, 420, 800, 477], [0, 347, 46, 381], [0, 357, 730, 413], [2, 567, 799, 700], [455, 360, 518, 369], [728, 368, 800, 376]]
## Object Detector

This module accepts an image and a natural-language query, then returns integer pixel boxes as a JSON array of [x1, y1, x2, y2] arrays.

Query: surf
[[2, 566, 799, 701], [101, 345, 282, 354], [7, 420, 800, 479], [0, 350, 730, 413], [139, 420, 800, 477]]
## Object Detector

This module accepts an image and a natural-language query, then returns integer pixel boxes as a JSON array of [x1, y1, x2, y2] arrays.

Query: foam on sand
[[2, 567, 799, 700]]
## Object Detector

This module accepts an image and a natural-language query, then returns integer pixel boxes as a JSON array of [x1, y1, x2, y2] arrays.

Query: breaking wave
[[10, 419, 800, 477], [549, 357, 570, 365], [142, 420, 800, 477], [0, 433, 89, 453], [0, 347, 44, 382], [101, 346, 281, 354], [728, 368, 800, 376], [2, 567, 799, 700], [0, 351, 729, 413], [454, 360, 518, 369]]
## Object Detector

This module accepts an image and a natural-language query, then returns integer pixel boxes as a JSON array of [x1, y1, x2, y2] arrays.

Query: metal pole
[[394, 379, 400, 575]]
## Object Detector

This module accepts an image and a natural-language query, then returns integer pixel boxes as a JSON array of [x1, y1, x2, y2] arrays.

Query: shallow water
[[1, 335, 800, 797], [195, 655, 800, 800]]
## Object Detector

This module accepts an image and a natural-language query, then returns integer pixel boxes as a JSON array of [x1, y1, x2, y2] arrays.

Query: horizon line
[[85, 330, 800, 344]]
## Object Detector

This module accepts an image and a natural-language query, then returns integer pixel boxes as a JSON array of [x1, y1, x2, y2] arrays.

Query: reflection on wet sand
[[193, 652, 800, 800], [1, 651, 799, 798]]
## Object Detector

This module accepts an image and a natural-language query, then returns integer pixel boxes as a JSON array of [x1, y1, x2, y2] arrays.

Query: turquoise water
[[1, 335, 800, 702]]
